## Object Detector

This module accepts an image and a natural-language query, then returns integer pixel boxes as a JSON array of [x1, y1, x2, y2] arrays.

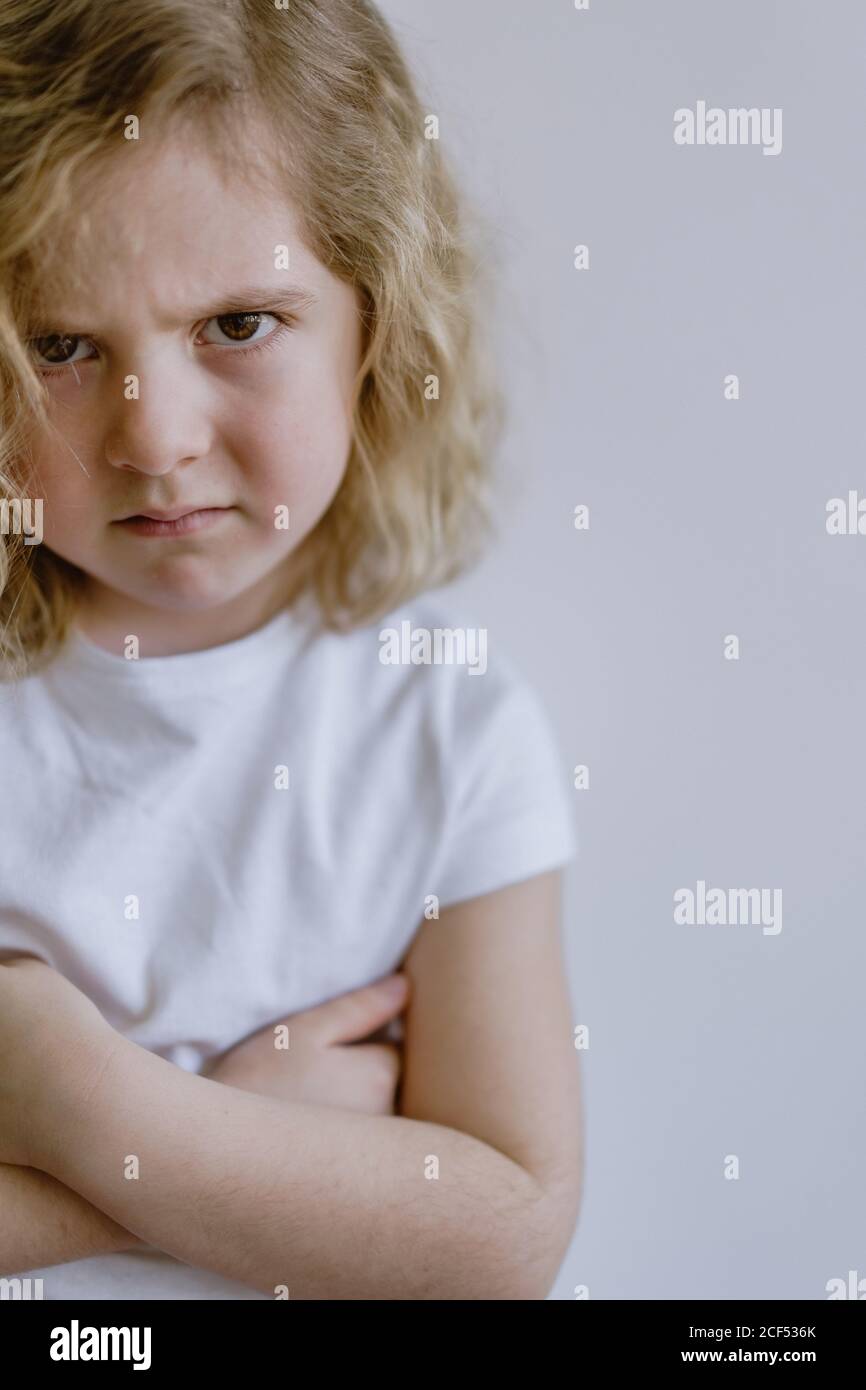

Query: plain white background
[[379, 0, 865, 1299]]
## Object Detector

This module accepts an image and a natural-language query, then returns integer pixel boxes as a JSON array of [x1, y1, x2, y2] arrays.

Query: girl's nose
[[103, 373, 213, 477]]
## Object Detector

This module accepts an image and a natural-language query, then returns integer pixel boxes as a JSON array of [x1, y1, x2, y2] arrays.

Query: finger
[[347, 1040, 402, 1063], [357, 1016, 405, 1046], [342, 1041, 403, 1089], [325, 1044, 404, 1115], [308, 974, 410, 1045]]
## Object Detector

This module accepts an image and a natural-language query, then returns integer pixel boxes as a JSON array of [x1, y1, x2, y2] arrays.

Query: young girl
[[0, 0, 582, 1299]]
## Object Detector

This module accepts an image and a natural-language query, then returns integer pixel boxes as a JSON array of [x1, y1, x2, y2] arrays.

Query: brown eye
[[31, 333, 91, 366], [214, 313, 263, 342], [201, 311, 281, 348]]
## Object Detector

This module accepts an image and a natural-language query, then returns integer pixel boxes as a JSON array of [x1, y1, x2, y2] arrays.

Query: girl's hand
[[0, 957, 120, 1169], [202, 974, 410, 1116]]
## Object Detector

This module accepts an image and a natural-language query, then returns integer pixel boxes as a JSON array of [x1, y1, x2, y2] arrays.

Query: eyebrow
[[26, 283, 320, 335]]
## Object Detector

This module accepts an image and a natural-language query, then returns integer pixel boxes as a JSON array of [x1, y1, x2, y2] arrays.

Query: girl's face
[[23, 124, 364, 652]]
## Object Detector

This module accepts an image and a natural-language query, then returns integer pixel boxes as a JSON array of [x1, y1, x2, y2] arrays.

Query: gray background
[[379, 0, 865, 1299]]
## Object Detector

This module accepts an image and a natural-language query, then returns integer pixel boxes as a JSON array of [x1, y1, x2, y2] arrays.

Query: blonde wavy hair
[[0, 0, 505, 679]]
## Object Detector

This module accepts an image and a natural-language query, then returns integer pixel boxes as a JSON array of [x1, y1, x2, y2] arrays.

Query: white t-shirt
[[0, 591, 577, 1299]]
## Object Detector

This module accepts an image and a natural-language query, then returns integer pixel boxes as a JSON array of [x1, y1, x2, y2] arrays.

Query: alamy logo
[[673, 880, 782, 935], [674, 101, 782, 156], [0, 497, 43, 544], [378, 621, 487, 675], [50, 1320, 151, 1371]]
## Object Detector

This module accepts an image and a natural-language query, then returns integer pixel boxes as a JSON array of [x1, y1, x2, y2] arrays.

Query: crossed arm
[[0, 1163, 143, 1273], [1, 872, 583, 1299]]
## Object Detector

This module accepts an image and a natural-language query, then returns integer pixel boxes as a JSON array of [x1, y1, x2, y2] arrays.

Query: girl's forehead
[[28, 148, 309, 314], [56, 103, 298, 227], [84, 134, 293, 226]]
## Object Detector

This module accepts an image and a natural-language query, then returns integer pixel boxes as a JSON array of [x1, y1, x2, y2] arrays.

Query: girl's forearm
[[0, 1163, 145, 1278], [45, 1036, 550, 1300]]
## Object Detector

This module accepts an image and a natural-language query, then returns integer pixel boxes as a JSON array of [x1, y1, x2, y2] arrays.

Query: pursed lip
[[117, 505, 229, 522]]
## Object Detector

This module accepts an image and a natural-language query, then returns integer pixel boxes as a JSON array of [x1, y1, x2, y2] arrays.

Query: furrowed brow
[[185, 284, 320, 320], [25, 283, 319, 335]]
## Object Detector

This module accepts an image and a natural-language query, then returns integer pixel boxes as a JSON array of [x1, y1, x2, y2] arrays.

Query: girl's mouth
[[114, 508, 232, 538]]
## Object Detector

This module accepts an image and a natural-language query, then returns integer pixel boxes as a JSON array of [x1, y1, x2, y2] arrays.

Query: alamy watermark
[[0, 497, 43, 545], [378, 621, 487, 676], [0, 1276, 44, 1299], [826, 1270, 866, 1299], [674, 879, 782, 935], [674, 102, 782, 157], [826, 491, 866, 534]]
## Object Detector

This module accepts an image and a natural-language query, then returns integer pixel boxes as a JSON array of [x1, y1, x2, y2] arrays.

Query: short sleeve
[[433, 669, 578, 908]]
